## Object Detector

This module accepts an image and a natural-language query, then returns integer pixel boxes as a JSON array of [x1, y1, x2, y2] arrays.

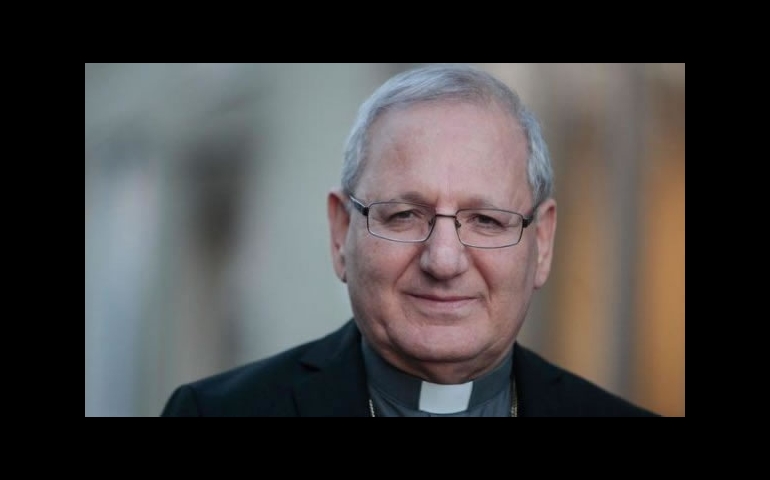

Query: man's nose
[[419, 215, 469, 280]]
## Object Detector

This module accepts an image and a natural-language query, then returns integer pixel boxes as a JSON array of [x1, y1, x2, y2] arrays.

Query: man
[[161, 64, 659, 417]]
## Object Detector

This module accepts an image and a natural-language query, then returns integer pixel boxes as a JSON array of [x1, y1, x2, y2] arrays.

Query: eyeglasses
[[348, 194, 534, 249]]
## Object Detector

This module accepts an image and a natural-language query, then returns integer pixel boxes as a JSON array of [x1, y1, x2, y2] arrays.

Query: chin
[[397, 323, 490, 362]]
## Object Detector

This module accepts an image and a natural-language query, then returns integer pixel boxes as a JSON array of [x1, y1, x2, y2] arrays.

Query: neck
[[361, 338, 513, 414], [375, 344, 513, 385]]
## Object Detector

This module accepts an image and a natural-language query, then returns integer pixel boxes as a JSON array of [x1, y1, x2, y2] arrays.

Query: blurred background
[[85, 63, 685, 417]]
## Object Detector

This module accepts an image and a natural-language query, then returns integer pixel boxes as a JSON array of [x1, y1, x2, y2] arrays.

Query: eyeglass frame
[[347, 193, 536, 249]]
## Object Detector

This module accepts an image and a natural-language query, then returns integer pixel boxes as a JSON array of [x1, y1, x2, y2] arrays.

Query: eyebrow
[[395, 191, 432, 205], [391, 191, 506, 210]]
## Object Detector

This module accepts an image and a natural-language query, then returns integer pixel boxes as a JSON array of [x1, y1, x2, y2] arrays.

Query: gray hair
[[341, 63, 554, 208]]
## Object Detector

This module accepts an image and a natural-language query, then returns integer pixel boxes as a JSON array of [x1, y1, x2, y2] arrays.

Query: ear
[[533, 197, 557, 289], [328, 189, 351, 283]]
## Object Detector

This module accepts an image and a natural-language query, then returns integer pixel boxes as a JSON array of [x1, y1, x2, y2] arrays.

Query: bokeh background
[[85, 63, 685, 417]]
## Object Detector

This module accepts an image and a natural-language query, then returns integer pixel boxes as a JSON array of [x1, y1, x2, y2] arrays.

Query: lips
[[407, 292, 478, 314], [412, 294, 474, 302]]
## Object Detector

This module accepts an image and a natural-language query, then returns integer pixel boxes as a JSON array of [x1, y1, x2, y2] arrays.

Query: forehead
[[358, 100, 531, 206]]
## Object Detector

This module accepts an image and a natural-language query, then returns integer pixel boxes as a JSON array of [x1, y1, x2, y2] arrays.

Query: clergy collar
[[361, 337, 513, 414]]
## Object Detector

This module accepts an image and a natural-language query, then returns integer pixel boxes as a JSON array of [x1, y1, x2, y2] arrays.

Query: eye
[[387, 207, 431, 223], [461, 210, 516, 232], [390, 209, 417, 220], [373, 203, 431, 224], [469, 213, 504, 228], [473, 214, 503, 226]]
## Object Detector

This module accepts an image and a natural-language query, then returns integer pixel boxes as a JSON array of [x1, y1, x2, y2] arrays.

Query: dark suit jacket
[[161, 319, 659, 417]]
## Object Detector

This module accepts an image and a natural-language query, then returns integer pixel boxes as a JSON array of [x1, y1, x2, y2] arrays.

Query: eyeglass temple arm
[[348, 195, 369, 216], [522, 205, 539, 228]]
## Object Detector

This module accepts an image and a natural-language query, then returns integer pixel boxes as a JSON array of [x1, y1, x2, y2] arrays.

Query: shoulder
[[161, 320, 361, 416], [514, 344, 660, 417]]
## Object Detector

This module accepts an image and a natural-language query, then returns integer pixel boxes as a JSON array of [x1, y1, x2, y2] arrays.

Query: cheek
[[347, 235, 411, 287], [480, 250, 536, 298]]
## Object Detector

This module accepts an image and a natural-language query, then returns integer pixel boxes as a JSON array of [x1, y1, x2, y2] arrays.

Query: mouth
[[407, 293, 478, 313]]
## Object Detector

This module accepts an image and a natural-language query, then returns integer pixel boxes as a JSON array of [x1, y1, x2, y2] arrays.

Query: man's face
[[328, 100, 556, 383]]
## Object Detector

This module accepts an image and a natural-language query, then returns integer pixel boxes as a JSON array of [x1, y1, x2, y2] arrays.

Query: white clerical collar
[[418, 380, 473, 413], [361, 337, 512, 415]]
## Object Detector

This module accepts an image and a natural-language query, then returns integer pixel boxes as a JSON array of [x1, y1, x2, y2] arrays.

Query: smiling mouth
[[408, 293, 477, 312], [413, 294, 473, 302]]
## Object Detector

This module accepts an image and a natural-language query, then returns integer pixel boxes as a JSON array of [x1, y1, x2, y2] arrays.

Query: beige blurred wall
[[85, 63, 684, 417]]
